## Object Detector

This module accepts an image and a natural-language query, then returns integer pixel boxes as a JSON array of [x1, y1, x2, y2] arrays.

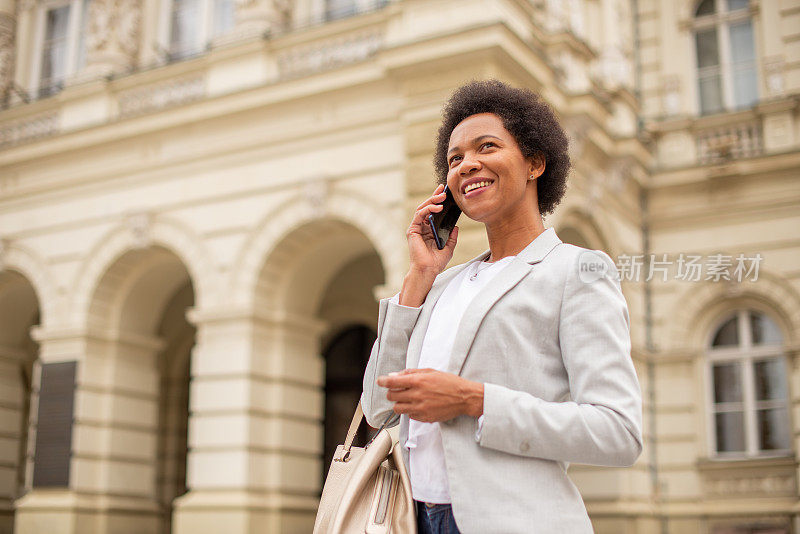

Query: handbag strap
[[343, 402, 365, 452], [344, 401, 400, 454]]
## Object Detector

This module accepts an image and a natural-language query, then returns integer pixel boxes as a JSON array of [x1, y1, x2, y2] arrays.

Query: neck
[[484, 196, 545, 262]]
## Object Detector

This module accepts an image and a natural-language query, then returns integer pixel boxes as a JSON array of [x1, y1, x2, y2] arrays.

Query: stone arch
[[552, 206, 613, 254], [0, 254, 44, 532], [231, 190, 405, 311], [667, 269, 800, 353], [1, 243, 58, 325], [71, 215, 214, 329], [67, 228, 199, 533]]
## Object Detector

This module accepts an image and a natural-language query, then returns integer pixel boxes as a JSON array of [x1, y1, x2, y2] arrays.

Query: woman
[[361, 79, 642, 534]]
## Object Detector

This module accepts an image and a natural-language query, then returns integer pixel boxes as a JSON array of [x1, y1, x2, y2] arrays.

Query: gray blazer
[[361, 227, 643, 533]]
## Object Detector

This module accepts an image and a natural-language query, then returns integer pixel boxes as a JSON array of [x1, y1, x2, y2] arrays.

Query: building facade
[[0, 0, 798, 533]]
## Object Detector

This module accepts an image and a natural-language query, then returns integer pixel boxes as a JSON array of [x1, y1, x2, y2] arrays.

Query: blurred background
[[0, 0, 798, 533]]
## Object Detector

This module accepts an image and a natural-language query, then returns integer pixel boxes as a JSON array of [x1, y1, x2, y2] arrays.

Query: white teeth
[[465, 181, 491, 193]]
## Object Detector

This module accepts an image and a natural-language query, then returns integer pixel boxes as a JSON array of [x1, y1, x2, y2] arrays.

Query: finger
[[444, 226, 459, 250], [415, 191, 447, 212], [411, 203, 443, 228], [399, 368, 435, 374], [386, 389, 414, 402], [378, 373, 415, 388]]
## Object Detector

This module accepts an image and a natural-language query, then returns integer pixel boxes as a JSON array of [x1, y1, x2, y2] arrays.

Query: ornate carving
[[233, 0, 292, 38], [705, 474, 795, 496], [0, 111, 60, 148], [84, 0, 141, 77], [277, 31, 383, 79], [304, 179, 329, 217], [117, 75, 205, 118], [764, 55, 785, 97], [126, 212, 152, 250], [0, 13, 14, 104]]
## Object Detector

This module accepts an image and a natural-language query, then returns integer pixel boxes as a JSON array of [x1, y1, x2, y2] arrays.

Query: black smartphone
[[427, 185, 462, 250]]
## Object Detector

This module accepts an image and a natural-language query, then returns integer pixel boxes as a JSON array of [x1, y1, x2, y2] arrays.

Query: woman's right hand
[[399, 185, 459, 307]]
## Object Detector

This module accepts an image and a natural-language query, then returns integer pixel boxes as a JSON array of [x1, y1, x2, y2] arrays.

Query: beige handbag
[[313, 402, 417, 534]]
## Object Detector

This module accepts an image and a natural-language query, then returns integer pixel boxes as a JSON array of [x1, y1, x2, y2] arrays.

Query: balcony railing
[[695, 120, 763, 165]]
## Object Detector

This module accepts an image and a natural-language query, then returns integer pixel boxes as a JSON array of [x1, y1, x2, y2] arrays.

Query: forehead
[[448, 113, 509, 146]]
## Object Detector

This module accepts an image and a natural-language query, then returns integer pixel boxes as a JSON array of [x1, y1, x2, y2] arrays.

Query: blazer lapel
[[446, 227, 564, 375], [405, 258, 482, 369]]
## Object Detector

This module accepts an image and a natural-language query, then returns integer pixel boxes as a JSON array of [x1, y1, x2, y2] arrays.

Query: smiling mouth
[[463, 180, 493, 194]]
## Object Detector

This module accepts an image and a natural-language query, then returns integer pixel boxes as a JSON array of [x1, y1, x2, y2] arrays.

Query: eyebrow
[[447, 135, 502, 156]]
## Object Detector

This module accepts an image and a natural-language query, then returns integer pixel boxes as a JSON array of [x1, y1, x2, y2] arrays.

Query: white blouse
[[392, 256, 515, 503]]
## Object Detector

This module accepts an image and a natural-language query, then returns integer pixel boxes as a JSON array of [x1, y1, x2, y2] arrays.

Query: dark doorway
[[322, 325, 377, 479]]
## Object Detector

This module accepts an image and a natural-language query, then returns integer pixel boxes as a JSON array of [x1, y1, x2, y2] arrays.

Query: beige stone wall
[[0, 0, 797, 533]]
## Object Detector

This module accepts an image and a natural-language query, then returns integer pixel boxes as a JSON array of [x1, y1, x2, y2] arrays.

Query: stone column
[[79, 0, 141, 81], [0, 343, 31, 534], [14, 327, 163, 534], [233, 0, 292, 40], [172, 308, 324, 534], [0, 0, 15, 107]]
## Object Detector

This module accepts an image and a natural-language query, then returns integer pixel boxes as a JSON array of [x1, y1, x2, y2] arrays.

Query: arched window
[[707, 310, 791, 457], [693, 0, 758, 114]]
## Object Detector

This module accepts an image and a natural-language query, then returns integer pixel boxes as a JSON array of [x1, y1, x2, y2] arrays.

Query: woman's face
[[445, 113, 542, 226]]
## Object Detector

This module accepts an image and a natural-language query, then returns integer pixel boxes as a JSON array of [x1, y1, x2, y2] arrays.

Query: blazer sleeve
[[360, 297, 423, 428], [477, 251, 643, 467]]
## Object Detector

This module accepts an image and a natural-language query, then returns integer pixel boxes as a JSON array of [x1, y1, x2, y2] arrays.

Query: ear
[[528, 153, 546, 180]]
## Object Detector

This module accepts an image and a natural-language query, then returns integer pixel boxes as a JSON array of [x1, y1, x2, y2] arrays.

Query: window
[[325, 0, 358, 21], [322, 0, 389, 22], [707, 310, 791, 458], [693, 0, 758, 114], [167, 0, 235, 60], [34, 0, 90, 98]]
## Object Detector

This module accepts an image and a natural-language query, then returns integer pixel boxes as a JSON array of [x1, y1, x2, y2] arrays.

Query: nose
[[459, 153, 482, 175]]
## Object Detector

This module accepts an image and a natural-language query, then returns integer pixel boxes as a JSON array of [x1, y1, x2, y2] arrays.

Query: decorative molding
[[699, 456, 798, 498], [0, 13, 14, 103], [303, 179, 329, 217], [277, 30, 383, 80], [85, 0, 141, 62], [233, 0, 292, 39], [764, 55, 785, 97], [125, 212, 153, 250], [117, 75, 205, 118], [0, 111, 60, 148]]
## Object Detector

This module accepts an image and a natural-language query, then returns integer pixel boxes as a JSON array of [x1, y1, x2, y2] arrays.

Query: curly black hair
[[433, 79, 571, 216]]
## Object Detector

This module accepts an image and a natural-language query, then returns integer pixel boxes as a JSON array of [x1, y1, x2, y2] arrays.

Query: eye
[[481, 142, 496, 148], [449, 154, 462, 165]]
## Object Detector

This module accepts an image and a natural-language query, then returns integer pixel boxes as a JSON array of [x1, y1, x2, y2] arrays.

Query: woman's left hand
[[377, 368, 484, 422]]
